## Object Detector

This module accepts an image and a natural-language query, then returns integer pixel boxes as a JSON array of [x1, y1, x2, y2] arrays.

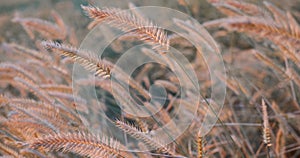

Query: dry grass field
[[0, 0, 299, 157]]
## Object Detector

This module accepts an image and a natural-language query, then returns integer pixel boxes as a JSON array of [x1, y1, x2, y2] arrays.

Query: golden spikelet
[[0, 142, 24, 158], [39, 84, 73, 94], [13, 77, 54, 104], [29, 132, 124, 158], [3, 43, 52, 62], [208, 0, 262, 16], [262, 100, 272, 147], [204, 16, 300, 49], [12, 11, 67, 40], [115, 120, 175, 156], [81, 5, 169, 52], [42, 41, 111, 79], [0, 63, 39, 83], [196, 132, 203, 158]]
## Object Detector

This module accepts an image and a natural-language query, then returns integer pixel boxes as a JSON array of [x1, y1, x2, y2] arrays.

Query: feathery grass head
[[81, 5, 170, 52], [42, 41, 111, 79]]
